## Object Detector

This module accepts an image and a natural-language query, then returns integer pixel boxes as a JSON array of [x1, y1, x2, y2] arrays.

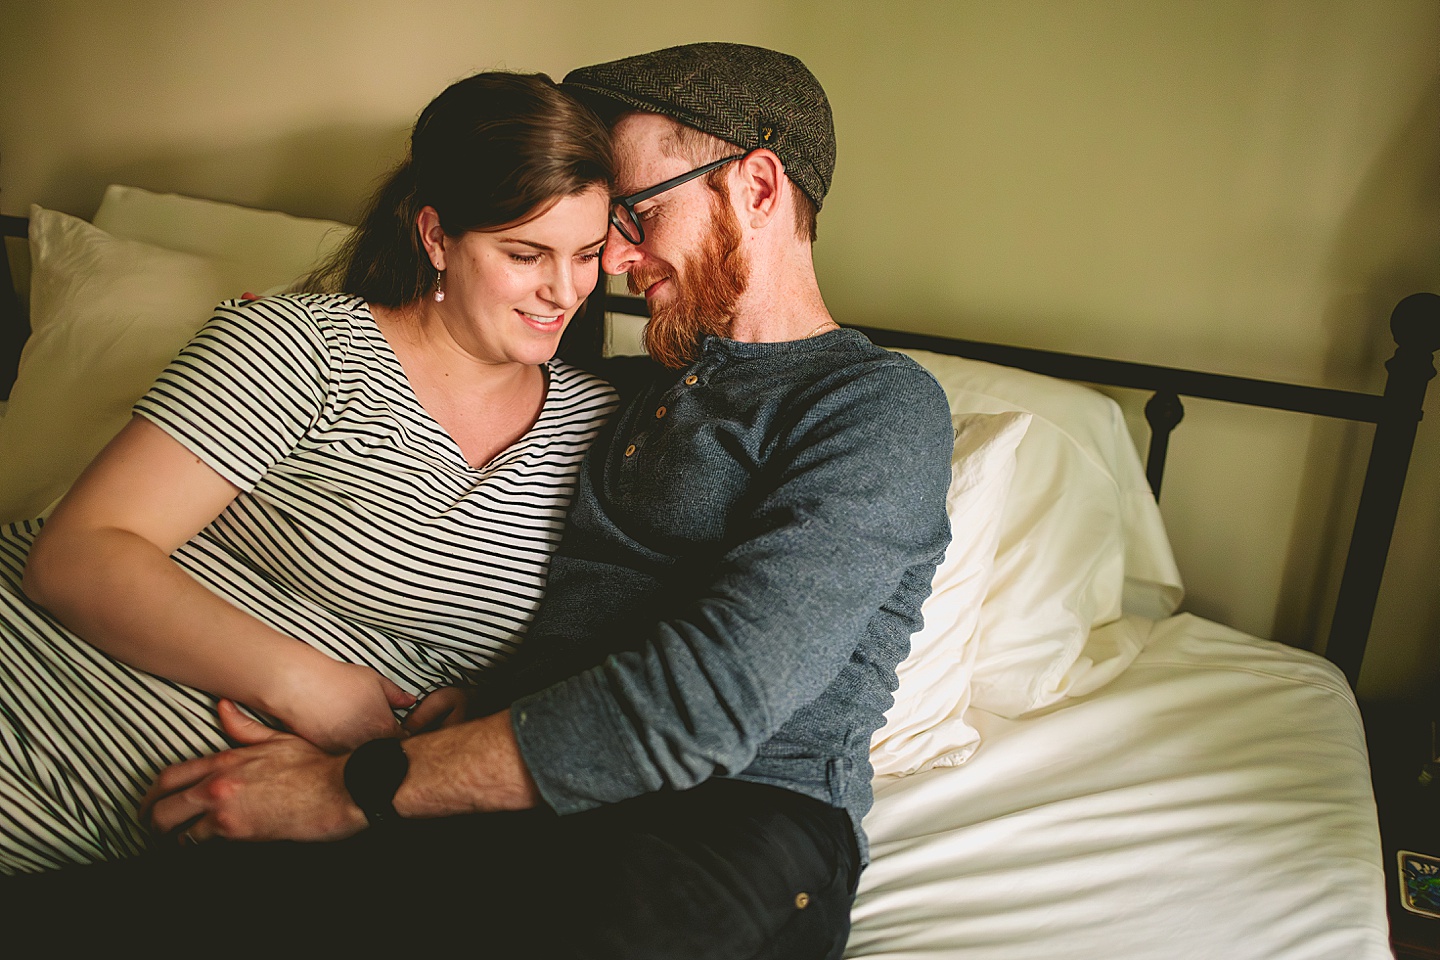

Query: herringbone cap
[[563, 43, 835, 209]]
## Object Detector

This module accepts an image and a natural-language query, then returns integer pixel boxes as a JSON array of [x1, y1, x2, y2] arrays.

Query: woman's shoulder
[[185, 294, 378, 385], [212, 293, 372, 346], [229, 292, 366, 323]]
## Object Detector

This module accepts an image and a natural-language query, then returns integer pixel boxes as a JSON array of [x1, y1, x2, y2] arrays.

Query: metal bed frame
[[578, 285, 1440, 689]]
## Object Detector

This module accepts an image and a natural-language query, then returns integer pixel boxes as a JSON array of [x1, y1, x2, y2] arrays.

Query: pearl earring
[[433, 268, 445, 303]]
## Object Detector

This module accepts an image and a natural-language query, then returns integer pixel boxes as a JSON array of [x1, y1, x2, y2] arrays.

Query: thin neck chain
[[802, 319, 839, 339]]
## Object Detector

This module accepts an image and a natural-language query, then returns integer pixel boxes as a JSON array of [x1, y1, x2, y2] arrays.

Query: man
[[11, 43, 952, 959]]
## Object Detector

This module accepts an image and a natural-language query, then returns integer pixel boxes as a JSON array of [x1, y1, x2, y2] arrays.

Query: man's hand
[[142, 699, 367, 844], [144, 699, 543, 846]]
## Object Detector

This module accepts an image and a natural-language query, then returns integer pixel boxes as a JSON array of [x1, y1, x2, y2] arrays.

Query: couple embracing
[[0, 43, 951, 959]]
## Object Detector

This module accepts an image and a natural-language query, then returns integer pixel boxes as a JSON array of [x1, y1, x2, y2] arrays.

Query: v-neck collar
[[360, 299, 552, 474]]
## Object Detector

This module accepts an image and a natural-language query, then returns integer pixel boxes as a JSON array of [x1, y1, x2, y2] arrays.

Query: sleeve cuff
[[511, 669, 656, 815]]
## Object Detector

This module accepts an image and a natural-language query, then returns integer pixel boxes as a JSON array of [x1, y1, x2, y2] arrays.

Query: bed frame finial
[[1389, 292, 1440, 373], [1327, 291, 1440, 688]]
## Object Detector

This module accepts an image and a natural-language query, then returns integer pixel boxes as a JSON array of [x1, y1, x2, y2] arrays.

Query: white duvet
[[849, 614, 1390, 960]]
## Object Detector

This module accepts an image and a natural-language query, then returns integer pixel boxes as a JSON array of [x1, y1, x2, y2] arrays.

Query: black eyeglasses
[[609, 152, 751, 245]]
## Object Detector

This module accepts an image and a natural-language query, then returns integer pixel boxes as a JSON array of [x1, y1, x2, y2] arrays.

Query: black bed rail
[[0, 214, 30, 399], [846, 324, 1397, 488], [595, 288, 1440, 689]]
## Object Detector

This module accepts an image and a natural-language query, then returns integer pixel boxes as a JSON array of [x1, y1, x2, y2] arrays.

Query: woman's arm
[[23, 415, 411, 752]]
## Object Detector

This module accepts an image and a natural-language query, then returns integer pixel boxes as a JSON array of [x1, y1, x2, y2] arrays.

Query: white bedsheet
[[850, 613, 1390, 960]]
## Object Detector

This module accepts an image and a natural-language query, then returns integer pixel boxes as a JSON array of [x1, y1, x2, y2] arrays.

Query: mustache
[[626, 268, 663, 296]]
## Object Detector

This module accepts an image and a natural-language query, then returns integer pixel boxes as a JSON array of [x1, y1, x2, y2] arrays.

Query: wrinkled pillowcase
[[0, 208, 288, 522], [870, 410, 1030, 777], [897, 349, 1183, 718], [0, 205, 335, 526], [0, 189, 352, 524]]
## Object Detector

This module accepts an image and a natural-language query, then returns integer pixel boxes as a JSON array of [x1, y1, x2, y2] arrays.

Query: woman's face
[[436, 186, 609, 367]]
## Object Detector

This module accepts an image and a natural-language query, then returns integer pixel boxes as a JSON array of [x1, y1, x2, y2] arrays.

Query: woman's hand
[[266, 660, 415, 754], [402, 686, 471, 735]]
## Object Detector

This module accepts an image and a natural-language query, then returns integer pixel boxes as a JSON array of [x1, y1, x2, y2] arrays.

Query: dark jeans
[[3, 779, 858, 958]]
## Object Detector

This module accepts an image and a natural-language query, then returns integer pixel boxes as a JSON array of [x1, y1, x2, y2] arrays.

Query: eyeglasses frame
[[608, 150, 754, 246]]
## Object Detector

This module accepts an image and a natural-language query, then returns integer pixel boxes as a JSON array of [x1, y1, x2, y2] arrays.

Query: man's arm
[[143, 701, 537, 844], [513, 358, 954, 813]]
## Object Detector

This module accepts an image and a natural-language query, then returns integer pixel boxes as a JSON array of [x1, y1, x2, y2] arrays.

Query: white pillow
[[93, 184, 350, 293], [870, 411, 1031, 777], [0, 208, 285, 523], [898, 349, 1184, 718]]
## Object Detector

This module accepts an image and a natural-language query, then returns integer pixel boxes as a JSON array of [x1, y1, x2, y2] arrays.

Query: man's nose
[[601, 222, 640, 276]]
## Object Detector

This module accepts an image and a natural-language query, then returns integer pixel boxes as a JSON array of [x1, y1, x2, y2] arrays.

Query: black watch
[[343, 737, 409, 827]]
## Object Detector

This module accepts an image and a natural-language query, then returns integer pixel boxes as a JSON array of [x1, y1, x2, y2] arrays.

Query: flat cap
[[563, 42, 835, 210]]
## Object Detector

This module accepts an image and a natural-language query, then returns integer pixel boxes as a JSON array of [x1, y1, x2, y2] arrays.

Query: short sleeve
[[133, 297, 331, 491]]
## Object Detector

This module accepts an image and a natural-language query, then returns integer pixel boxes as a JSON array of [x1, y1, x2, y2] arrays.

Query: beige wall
[[2, 0, 1437, 699]]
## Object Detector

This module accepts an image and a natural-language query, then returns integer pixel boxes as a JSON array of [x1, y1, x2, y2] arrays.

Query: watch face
[[344, 738, 409, 824]]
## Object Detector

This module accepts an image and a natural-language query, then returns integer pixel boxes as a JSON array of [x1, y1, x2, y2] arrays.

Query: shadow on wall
[[31, 121, 412, 225], [1276, 77, 1440, 696]]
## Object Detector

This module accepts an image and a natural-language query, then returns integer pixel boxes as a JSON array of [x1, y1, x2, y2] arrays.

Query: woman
[[0, 71, 617, 873]]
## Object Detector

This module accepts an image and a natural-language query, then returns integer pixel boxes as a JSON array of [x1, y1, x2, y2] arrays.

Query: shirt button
[[684, 375, 698, 386], [624, 444, 636, 457], [655, 406, 667, 419], [794, 892, 811, 910]]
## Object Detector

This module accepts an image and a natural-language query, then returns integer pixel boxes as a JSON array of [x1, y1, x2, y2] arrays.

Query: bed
[[3, 186, 1438, 959]]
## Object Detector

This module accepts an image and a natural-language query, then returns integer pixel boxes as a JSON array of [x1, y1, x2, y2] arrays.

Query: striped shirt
[[0, 293, 616, 873]]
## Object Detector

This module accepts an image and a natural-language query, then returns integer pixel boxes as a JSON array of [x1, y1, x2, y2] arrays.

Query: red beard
[[628, 185, 749, 369]]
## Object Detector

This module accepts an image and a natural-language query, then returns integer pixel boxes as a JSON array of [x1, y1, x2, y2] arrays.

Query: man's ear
[[735, 149, 785, 229], [417, 206, 448, 271]]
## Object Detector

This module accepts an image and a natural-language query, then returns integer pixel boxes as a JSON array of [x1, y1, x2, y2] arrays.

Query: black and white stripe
[[0, 294, 617, 873]]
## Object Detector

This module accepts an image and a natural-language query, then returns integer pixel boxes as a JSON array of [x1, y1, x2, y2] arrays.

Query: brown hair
[[306, 72, 613, 305]]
